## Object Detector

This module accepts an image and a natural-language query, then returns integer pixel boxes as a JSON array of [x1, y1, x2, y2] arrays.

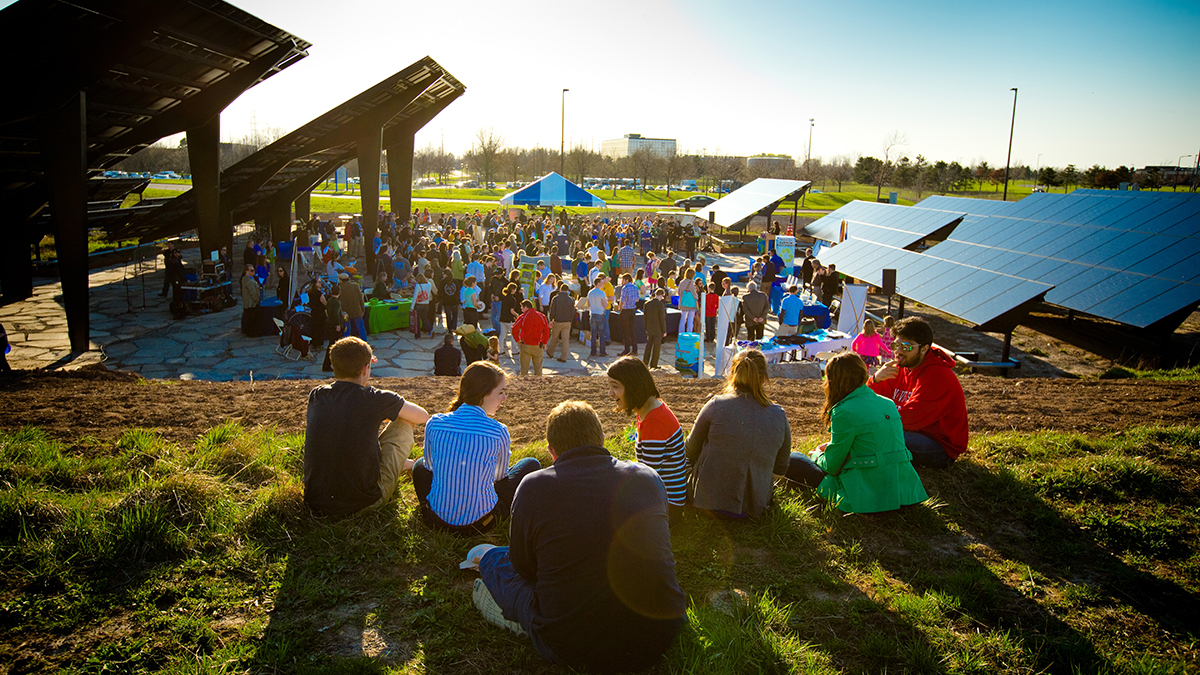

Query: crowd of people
[[302, 313, 968, 672], [240, 207, 806, 375]]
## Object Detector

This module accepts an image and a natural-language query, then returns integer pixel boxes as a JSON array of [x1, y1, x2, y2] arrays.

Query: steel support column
[[41, 92, 90, 352], [358, 128, 382, 275], [295, 192, 311, 226], [187, 115, 222, 260], [1, 219, 35, 303], [386, 133, 415, 224], [269, 199, 291, 246]]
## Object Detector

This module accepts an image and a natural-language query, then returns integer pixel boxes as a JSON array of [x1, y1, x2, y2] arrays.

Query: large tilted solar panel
[[924, 191, 1200, 328], [816, 238, 1052, 329], [916, 195, 1020, 216], [699, 178, 809, 229], [802, 201, 965, 249]]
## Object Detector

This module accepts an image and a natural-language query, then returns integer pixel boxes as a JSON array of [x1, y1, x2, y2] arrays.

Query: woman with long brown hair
[[685, 349, 791, 519], [785, 353, 927, 513], [412, 361, 541, 534]]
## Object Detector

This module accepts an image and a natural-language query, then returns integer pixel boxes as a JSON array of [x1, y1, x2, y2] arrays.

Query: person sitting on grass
[[607, 357, 689, 520], [303, 337, 431, 517], [868, 317, 968, 469], [685, 349, 791, 519], [785, 352, 928, 513], [412, 361, 541, 535], [434, 333, 462, 376], [468, 400, 687, 673]]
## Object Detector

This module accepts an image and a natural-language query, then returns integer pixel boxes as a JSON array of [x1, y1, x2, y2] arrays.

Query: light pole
[[1035, 153, 1042, 189], [806, 118, 814, 164], [560, 88, 569, 176], [1003, 87, 1017, 201], [802, 118, 814, 208], [1176, 154, 1192, 191]]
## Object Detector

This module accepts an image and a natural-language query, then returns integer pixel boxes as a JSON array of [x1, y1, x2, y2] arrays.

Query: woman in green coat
[[786, 352, 928, 513]]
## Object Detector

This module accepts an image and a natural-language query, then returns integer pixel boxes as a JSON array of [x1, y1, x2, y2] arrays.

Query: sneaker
[[556, 358, 567, 363]]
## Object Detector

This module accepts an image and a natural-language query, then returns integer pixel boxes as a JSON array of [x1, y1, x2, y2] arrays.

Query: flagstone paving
[[4, 246, 775, 381]]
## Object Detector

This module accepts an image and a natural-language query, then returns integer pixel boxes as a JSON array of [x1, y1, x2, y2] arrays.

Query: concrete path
[[3, 248, 778, 381]]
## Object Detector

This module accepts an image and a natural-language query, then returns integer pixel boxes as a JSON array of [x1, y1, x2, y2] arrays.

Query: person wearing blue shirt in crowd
[[769, 249, 787, 316], [775, 286, 804, 337], [412, 361, 541, 535]]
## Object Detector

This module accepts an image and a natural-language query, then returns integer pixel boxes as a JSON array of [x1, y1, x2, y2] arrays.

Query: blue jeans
[[479, 547, 564, 667], [412, 457, 541, 533], [906, 431, 955, 468], [347, 316, 367, 340], [490, 306, 501, 333], [786, 452, 825, 488], [590, 313, 607, 354]]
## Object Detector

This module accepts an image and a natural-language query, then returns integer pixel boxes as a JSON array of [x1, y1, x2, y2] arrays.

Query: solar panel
[[802, 201, 963, 248], [815, 191, 1200, 330]]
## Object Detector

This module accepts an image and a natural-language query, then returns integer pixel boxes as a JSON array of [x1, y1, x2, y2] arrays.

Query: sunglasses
[[892, 341, 921, 352]]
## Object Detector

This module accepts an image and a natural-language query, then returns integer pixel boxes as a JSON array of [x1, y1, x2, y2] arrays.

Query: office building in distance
[[601, 133, 677, 158]]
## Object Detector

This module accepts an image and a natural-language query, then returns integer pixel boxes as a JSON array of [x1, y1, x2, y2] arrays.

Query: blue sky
[[10, 0, 1200, 169]]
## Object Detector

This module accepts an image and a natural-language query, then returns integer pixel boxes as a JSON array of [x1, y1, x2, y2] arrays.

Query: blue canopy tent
[[499, 172, 606, 208]]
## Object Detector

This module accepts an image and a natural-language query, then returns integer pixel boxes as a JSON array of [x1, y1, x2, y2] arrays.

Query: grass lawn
[[2, 422, 1198, 673]]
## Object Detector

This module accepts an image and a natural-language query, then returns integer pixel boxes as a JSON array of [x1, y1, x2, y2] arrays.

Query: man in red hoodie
[[512, 299, 550, 376], [868, 317, 968, 468]]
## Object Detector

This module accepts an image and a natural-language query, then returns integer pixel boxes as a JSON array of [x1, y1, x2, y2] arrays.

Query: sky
[[12, 0, 1200, 170]]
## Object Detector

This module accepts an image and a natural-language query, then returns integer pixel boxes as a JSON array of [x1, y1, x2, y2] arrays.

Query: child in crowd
[[487, 336, 500, 364], [851, 319, 892, 367]]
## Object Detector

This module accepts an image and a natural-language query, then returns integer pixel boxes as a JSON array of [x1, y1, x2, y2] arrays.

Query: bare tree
[[662, 153, 688, 198], [568, 144, 596, 185], [827, 155, 853, 192], [472, 127, 505, 187], [629, 147, 658, 192], [873, 131, 908, 200]]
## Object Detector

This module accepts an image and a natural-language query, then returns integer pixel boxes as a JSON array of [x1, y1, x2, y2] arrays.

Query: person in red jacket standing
[[511, 299, 550, 376], [867, 317, 967, 468]]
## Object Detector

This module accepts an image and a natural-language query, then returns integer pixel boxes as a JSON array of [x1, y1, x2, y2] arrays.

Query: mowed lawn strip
[[1, 424, 1198, 673]]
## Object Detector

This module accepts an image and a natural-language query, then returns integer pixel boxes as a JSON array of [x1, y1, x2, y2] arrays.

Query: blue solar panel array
[[923, 191, 1200, 328], [803, 201, 966, 249], [807, 190, 1200, 331], [815, 238, 1052, 329]]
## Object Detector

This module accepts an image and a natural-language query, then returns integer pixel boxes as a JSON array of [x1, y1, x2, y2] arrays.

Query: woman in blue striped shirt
[[413, 361, 540, 535], [607, 357, 690, 521]]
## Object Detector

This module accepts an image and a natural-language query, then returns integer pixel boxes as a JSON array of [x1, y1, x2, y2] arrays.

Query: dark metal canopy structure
[[119, 56, 466, 269], [0, 0, 310, 352]]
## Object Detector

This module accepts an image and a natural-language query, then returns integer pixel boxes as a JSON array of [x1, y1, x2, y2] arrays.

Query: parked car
[[674, 194, 717, 210]]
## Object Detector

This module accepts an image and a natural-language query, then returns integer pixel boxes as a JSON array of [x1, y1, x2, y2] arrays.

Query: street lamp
[[1003, 87, 1017, 201], [806, 118, 814, 164], [801, 118, 814, 208], [1176, 154, 1192, 191], [560, 88, 569, 176]]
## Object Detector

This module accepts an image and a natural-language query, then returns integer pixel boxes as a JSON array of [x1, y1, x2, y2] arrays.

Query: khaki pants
[[643, 333, 663, 369], [775, 324, 798, 338], [366, 419, 415, 511], [546, 321, 572, 360], [519, 343, 544, 376]]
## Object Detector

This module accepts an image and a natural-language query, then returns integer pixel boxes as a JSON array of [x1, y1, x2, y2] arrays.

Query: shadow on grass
[[862, 459, 1200, 673], [247, 488, 560, 674], [665, 498, 948, 674]]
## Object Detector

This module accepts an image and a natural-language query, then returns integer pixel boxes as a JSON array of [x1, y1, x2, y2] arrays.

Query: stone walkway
[[4, 247, 777, 381]]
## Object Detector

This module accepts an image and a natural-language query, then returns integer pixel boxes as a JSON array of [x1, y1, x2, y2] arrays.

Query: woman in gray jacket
[[686, 349, 791, 519]]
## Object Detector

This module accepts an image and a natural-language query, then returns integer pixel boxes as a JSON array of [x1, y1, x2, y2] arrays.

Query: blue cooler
[[674, 332, 701, 376]]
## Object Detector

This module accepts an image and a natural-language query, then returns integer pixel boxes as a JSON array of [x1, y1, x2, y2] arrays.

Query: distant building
[[601, 133, 677, 159], [746, 154, 794, 172]]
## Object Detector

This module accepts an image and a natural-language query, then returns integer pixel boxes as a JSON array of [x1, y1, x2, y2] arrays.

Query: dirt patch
[[2, 368, 1198, 447]]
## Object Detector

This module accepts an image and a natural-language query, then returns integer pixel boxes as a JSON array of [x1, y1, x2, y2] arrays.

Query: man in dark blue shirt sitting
[[303, 337, 430, 516], [471, 400, 686, 673]]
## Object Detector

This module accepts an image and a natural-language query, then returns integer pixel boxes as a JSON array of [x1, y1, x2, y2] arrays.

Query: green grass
[[2, 422, 1199, 673], [1098, 364, 1200, 381]]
